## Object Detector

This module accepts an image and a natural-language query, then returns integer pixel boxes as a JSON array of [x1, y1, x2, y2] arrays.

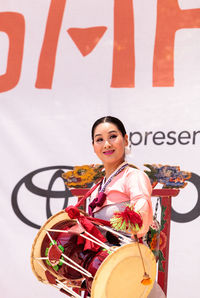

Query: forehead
[[94, 122, 119, 136]]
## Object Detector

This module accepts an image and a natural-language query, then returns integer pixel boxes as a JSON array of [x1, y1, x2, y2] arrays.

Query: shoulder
[[123, 166, 152, 193], [124, 166, 150, 180]]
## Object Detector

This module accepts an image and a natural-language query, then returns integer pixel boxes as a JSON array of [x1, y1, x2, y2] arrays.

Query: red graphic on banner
[[35, 0, 66, 89], [0, 12, 25, 93], [111, 0, 135, 88], [1, 0, 200, 92], [67, 27, 107, 57], [153, 0, 200, 87]]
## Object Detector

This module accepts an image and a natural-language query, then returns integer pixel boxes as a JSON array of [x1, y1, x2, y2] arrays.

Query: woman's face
[[93, 122, 128, 166]]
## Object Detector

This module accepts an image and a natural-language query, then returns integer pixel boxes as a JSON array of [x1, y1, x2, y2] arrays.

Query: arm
[[125, 170, 153, 238]]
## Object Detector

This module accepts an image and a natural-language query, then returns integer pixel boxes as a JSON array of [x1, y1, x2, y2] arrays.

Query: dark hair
[[91, 116, 127, 142]]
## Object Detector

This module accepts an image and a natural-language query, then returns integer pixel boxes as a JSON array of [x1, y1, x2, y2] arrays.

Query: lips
[[103, 150, 115, 155]]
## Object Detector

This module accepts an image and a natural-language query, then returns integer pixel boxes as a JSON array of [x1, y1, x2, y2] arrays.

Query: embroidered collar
[[88, 162, 129, 215]]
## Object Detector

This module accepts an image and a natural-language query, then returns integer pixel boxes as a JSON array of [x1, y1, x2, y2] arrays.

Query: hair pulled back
[[91, 116, 127, 142]]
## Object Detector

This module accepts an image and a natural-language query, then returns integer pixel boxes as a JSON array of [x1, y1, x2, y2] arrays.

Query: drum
[[31, 210, 156, 298]]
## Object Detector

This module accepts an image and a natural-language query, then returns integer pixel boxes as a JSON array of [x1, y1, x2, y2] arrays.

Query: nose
[[104, 140, 111, 149]]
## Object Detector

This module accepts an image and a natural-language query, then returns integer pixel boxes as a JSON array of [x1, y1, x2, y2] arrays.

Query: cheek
[[93, 144, 100, 155], [117, 139, 125, 150], [93, 145, 97, 153]]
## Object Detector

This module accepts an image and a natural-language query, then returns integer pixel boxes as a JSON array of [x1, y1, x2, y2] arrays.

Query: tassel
[[141, 272, 153, 285], [110, 205, 143, 234]]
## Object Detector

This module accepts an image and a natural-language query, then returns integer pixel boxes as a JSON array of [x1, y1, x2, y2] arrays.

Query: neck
[[104, 160, 126, 180]]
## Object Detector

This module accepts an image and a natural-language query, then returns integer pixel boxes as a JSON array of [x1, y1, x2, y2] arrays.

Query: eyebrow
[[94, 130, 118, 138]]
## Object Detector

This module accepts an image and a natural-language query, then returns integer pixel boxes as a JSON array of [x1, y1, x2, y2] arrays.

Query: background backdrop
[[1, 0, 200, 297]]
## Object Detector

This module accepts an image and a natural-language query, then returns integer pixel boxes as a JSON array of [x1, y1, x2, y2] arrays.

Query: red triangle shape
[[67, 26, 107, 56]]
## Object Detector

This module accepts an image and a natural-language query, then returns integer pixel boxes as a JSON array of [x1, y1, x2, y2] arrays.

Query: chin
[[103, 157, 123, 165]]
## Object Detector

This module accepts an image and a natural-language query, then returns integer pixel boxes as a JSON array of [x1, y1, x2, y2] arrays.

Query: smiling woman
[[92, 118, 128, 179], [89, 116, 165, 298], [90, 116, 152, 237]]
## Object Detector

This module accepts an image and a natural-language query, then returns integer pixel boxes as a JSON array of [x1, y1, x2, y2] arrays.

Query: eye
[[110, 134, 117, 139], [96, 137, 103, 143]]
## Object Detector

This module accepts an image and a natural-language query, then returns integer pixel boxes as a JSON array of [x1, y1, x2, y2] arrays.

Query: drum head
[[91, 242, 156, 298], [31, 210, 75, 283]]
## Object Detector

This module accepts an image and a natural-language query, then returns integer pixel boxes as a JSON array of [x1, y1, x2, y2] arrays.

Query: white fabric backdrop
[[1, 0, 200, 297]]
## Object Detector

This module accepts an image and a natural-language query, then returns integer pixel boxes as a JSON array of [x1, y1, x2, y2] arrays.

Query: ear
[[124, 134, 129, 147]]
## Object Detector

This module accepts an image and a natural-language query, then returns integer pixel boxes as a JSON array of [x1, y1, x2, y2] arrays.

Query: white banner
[[1, 1, 200, 297]]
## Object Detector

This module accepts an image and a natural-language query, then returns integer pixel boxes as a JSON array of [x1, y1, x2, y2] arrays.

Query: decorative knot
[[65, 205, 107, 252], [88, 192, 107, 215], [65, 206, 81, 219]]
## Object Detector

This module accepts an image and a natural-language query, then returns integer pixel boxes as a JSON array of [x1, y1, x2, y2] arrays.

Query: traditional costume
[[31, 162, 166, 297], [90, 162, 152, 237], [89, 162, 166, 298]]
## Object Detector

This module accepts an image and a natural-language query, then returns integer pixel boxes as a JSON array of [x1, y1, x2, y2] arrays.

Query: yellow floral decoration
[[62, 164, 105, 188]]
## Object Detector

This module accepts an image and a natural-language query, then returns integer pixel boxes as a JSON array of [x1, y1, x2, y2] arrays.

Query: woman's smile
[[93, 122, 128, 173], [103, 150, 115, 155]]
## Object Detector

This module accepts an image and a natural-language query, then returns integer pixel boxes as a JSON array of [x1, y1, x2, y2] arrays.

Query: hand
[[110, 205, 143, 233]]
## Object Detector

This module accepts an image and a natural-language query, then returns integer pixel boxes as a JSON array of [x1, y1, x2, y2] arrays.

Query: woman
[[89, 116, 152, 238], [89, 116, 165, 298]]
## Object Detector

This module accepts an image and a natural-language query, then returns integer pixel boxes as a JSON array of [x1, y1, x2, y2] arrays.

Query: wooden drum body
[[31, 210, 156, 298]]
